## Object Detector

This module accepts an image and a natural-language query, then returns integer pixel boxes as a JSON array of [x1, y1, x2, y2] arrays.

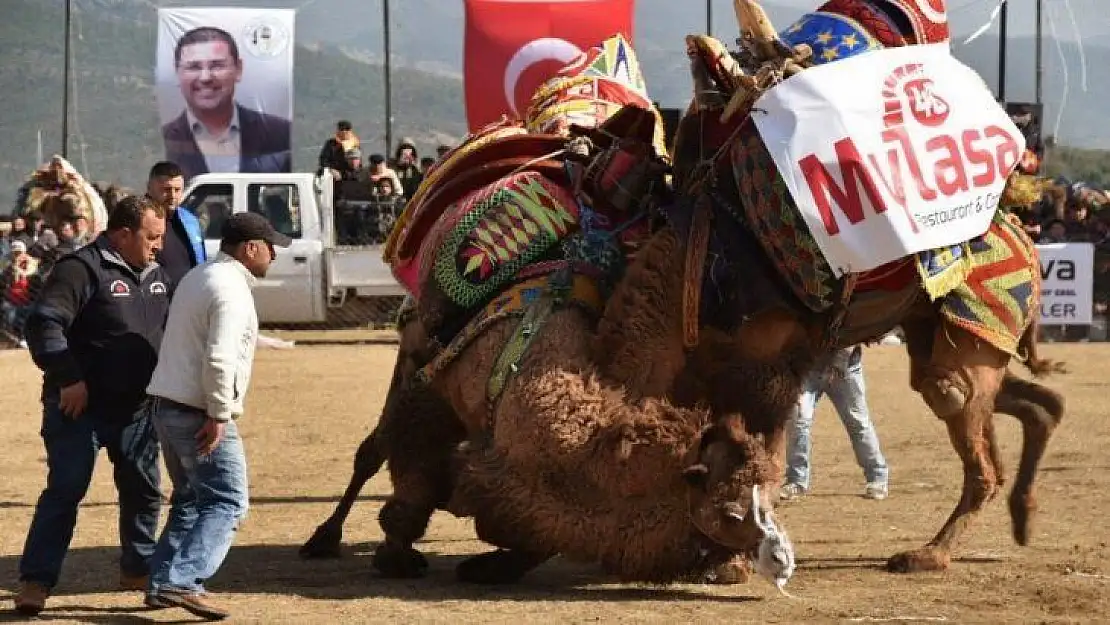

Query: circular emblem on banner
[[242, 17, 290, 58]]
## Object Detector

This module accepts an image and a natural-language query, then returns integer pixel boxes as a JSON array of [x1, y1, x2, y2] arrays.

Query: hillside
[[2, 0, 1108, 203], [0, 0, 468, 197]]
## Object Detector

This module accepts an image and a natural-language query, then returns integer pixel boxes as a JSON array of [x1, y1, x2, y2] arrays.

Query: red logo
[[796, 62, 1020, 237], [109, 279, 131, 297], [463, 0, 634, 132]]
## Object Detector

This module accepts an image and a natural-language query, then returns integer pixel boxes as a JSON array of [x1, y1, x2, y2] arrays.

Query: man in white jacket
[[142, 212, 290, 620]]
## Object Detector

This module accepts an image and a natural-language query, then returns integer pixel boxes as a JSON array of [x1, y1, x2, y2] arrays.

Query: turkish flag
[[463, 0, 635, 132]]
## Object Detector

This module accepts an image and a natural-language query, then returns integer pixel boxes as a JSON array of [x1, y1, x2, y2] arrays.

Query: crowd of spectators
[[1005, 178, 1110, 341], [1, 215, 92, 347]]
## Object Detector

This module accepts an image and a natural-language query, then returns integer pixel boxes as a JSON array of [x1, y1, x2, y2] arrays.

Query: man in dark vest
[[13, 196, 172, 616]]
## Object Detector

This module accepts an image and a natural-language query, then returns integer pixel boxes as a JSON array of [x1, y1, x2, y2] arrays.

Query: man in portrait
[[162, 26, 292, 180]]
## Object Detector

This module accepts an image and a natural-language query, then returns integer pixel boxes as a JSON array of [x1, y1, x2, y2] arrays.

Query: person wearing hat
[[317, 120, 360, 180], [142, 212, 290, 620], [392, 138, 422, 199]]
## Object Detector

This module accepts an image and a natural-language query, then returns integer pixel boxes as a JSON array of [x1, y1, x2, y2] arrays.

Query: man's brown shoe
[[152, 589, 230, 621], [13, 581, 49, 616], [119, 573, 149, 592]]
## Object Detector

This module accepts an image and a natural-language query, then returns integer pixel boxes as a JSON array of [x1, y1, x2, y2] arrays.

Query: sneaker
[[151, 589, 230, 621], [779, 483, 807, 501], [14, 581, 49, 616], [864, 482, 888, 500]]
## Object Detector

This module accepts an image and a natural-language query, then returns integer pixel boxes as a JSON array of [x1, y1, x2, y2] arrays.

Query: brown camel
[[301, 89, 791, 585], [596, 0, 1067, 574]]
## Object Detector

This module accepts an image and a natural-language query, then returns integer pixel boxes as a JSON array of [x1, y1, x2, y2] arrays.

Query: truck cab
[[179, 172, 406, 324]]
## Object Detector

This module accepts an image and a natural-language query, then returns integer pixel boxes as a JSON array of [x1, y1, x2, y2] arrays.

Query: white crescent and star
[[502, 37, 584, 115]]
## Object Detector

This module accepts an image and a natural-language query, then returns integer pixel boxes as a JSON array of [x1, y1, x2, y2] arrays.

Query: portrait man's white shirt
[[187, 104, 241, 173]]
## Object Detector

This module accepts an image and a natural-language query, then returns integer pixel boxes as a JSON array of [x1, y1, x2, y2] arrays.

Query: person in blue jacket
[[146, 161, 206, 285]]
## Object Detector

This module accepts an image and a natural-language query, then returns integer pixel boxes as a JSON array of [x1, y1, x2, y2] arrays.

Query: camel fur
[[302, 95, 789, 588]]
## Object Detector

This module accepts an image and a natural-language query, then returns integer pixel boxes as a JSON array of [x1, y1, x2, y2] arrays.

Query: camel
[[302, 35, 794, 588], [595, 0, 1067, 574]]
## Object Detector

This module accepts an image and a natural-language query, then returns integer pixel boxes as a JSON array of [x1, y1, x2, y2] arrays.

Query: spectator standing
[[1, 240, 39, 346], [318, 120, 361, 180], [780, 345, 890, 501], [392, 138, 423, 199], [13, 196, 170, 616], [143, 212, 290, 620], [10, 216, 34, 250], [363, 154, 403, 198], [147, 161, 207, 285]]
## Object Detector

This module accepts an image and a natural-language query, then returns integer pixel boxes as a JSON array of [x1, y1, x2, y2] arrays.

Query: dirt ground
[[0, 342, 1107, 624]]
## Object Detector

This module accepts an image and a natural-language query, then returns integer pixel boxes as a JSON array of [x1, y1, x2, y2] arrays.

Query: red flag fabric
[[463, 0, 635, 132]]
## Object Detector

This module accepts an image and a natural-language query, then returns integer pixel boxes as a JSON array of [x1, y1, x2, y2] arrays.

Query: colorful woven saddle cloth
[[385, 33, 667, 301], [934, 213, 1039, 356]]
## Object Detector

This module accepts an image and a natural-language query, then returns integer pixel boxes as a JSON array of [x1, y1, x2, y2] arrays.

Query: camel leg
[[300, 429, 385, 558], [994, 373, 1065, 546], [455, 514, 555, 585], [372, 388, 466, 579], [888, 321, 1006, 573]]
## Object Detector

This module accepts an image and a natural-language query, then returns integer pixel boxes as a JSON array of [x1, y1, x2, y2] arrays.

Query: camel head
[[682, 415, 794, 590]]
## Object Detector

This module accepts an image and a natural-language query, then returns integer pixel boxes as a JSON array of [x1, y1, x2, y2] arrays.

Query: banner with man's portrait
[[156, 7, 295, 181]]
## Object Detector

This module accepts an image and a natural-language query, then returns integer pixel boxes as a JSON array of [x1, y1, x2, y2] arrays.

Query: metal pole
[[383, 0, 393, 158], [997, 0, 1007, 102], [706, 0, 712, 36], [1034, 0, 1043, 104], [62, 0, 71, 158]]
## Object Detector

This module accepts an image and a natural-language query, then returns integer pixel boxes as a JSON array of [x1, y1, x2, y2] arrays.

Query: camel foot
[[886, 547, 951, 573], [1009, 491, 1036, 546], [372, 541, 429, 578], [700, 555, 752, 585], [456, 549, 545, 584], [299, 521, 342, 559]]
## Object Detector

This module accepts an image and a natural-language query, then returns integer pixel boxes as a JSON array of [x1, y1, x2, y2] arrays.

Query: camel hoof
[[886, 548, 951, 573], [1009, 492, 1036, 546], [299, 523, 342, 559], [701, 555, 752, 585], [456, 549, 539, 585], [372, 542, 429, 578]]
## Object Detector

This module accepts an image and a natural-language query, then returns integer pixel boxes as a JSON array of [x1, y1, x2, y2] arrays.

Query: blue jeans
[[784, 359, 889, 490], [146, 398, 249, 595], [19, 400, 162, 588]]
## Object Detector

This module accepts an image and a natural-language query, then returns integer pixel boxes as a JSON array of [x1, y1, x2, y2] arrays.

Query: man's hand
[[59, 381, 88, 419], [196, 417, 226, 456]]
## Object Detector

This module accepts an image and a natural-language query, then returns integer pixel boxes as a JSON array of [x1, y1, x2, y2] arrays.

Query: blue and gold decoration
[[779, 11, 883, 65]]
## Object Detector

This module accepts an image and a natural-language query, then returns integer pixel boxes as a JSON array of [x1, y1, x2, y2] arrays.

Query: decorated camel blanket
[[385, 33, 662, 304], [934, 213, 1038, 356]]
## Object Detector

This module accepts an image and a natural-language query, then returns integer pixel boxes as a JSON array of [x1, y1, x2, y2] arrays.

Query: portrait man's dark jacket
[[161, 103, 292, 180]]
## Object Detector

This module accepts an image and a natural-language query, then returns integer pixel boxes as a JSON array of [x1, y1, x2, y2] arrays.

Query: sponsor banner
[[753, 43, 1025, 277], [1037, 242, 1093, 325], [156, 7, 295, 181]]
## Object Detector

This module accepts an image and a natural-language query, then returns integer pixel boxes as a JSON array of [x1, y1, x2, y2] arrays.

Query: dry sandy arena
[[0, 340, 1107, 624]]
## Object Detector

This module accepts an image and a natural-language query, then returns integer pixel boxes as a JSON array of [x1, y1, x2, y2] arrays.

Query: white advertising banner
[[156, 7, 295, 181], [1037, 242, 1094, 326], [753, 43, 1026, 277]]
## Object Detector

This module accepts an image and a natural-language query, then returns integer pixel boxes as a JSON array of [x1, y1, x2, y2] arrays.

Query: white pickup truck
[[179, 171, 407, 325]]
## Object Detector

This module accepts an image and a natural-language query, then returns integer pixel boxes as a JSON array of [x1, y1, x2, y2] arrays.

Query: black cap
[[337, 120, 352, 131], [221, 212, 293, 248]]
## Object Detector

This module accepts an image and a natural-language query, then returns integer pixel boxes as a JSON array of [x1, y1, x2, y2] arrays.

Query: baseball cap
[[10, 240, 27, 253], [221, 212, 293, 248]]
